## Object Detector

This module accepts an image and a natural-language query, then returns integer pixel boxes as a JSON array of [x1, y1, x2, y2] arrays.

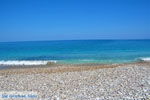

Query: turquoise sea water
[[0, 40, 150, 65]]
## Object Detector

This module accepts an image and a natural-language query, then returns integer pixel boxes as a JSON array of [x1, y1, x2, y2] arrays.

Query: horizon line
[[0, 39, 150, 43]]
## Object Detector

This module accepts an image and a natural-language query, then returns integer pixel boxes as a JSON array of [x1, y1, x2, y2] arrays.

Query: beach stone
[[0, 64, 150, 100]]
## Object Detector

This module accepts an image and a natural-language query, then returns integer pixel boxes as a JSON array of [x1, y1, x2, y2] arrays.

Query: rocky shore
[[0, 63, 150, 100]]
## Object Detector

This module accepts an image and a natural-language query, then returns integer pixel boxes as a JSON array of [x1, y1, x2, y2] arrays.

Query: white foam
[[139, 57, 150, 62], [0, 60, 57, 66]]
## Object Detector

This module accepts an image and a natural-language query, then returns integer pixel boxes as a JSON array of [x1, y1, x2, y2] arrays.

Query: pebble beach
[[0, 62, 150, 100]]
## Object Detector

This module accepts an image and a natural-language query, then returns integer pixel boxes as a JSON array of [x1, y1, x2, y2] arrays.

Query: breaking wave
[[0, 60, 57, 66], [139, 57, 150, 62]]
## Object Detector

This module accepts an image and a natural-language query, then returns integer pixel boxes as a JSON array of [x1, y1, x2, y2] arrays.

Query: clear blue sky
[[0, 0, 150, 42]]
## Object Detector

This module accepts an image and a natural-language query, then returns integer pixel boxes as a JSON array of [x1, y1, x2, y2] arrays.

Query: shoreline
[[0, 61, 150, 75]]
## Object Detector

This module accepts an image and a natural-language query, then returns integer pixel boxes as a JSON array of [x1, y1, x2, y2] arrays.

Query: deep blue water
[[0, 40, 150, 64]]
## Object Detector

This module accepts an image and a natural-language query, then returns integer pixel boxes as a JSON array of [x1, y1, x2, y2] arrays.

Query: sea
[[0, 40, 150, 66]]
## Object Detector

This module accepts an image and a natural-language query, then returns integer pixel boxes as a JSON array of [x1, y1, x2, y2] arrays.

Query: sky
[[0, 0, 150, 42]]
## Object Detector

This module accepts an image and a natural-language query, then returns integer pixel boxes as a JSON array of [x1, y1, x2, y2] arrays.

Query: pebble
[[0, 65, 150, 100]]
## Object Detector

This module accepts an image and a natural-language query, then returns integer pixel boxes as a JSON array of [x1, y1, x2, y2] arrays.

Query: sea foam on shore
[[0, 60, 57, 66], [140, 57, 150, 62]]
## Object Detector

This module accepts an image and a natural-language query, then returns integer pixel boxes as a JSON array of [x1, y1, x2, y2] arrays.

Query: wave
[[139, 57, 150, 62], [0, 60, 57, 66]]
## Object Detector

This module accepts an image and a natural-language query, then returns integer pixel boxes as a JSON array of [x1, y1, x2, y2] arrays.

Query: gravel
[[0, 64, 150, 100]]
